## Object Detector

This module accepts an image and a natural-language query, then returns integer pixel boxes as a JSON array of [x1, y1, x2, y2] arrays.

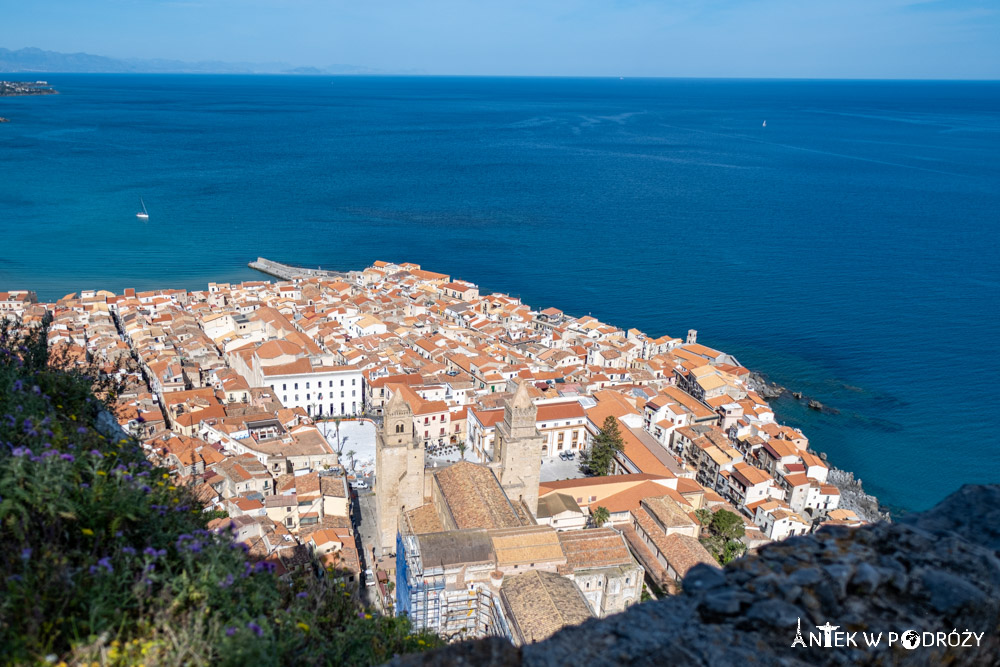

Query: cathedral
[[375, 381, 544, 554]]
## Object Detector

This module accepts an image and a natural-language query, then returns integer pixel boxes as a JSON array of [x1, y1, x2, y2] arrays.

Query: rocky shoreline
[[747, 370, 891, 521], [827, 467, 892, 523]]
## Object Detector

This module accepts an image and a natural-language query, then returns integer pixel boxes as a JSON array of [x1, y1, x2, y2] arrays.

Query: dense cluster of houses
[[3, 260, 865, 644]]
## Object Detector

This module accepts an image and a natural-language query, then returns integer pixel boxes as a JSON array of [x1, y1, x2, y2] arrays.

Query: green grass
[[0, 318, 441, 666]]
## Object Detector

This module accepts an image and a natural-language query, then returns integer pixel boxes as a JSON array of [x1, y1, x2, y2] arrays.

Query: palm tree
[[457, 442, 467, 460], [591, 506, 610, 528], [346, 449, 356, 472], [334, 417, 343, 455]]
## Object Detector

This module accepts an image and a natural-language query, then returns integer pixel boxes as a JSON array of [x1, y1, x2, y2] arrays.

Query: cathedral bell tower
[[375, 387, 425, 555], [492, 381, 544, 517]]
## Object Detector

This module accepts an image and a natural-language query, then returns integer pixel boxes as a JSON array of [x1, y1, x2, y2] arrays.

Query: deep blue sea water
[[2, 75, 998, 512]]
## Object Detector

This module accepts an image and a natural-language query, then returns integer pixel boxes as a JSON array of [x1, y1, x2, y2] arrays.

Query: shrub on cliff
[[0, 319, 441, 665]]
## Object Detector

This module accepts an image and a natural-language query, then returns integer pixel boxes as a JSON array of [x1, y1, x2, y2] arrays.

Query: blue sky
[[2, 0, 998, 78]]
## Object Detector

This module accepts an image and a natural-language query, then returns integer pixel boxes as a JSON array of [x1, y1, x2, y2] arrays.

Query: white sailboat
[[762, 120, 767, 128], [136, 198, 149, 220]]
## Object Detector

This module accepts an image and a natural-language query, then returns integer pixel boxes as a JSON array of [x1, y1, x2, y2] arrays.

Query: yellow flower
[[364, 613, 371, 620], [296, 622, 310, 632], [96, 470, 108, 476], [418, 639, 426, 645], [168, 485, 176, 491], [70, 415, 77, 421], [81, 528, 94, 536], [162, 473, 170, 479]]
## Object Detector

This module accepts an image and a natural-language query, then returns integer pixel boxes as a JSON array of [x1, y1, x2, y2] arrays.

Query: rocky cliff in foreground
[[390, 484, 1000, 666]]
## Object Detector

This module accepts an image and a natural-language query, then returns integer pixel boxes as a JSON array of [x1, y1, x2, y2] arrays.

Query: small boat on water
[[136, 198, 149, 220], [762, 120, 767, 128]]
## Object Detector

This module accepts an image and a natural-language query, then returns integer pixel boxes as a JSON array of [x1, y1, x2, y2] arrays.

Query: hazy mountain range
[[0, 47, 408, 75]]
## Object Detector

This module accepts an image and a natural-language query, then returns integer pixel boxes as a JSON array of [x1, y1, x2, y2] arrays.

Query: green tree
[[580, 416, 625, 476], [591, 505, 610, 528], [710, 509, 745, 540], [698, 509, 748, 565], [457, 442, 467, 460]]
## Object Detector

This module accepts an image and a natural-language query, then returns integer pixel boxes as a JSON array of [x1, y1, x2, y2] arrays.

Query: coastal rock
[[747, 372, 786, 400], [0, 117, 9, 123], [807, 399, 823, 411], [389, 485, 1000, 667], [827, 468, 890, 523], [792, 391, 803, 399]]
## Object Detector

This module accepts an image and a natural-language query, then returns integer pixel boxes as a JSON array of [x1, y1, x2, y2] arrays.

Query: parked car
[[364, 569, 375, 586]]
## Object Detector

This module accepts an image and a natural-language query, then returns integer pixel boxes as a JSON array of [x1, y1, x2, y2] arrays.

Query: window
[[306, 382, 310, 389], [396, 423, 404, 434], [294, 383, 298, 390], [340, 380, 344, 387], [341, 403, 345, 413], [340, 391, 344, 398], [295, 395, 299, 401], [352, 390, 356, 397], [319, 393, 323, 399], [317, 381, 323, 388], [352, 378, 356, 385], [282, 384, 287, 391], [306, 394, 310, 400]]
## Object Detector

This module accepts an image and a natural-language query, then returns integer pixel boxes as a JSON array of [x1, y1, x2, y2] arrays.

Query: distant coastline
[[0, 80, 57, 97]]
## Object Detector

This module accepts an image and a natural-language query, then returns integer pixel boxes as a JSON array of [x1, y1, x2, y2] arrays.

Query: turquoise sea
[[2, 75, 998, 512]]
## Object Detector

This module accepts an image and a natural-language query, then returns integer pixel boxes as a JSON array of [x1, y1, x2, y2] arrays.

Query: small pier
[[248, 257, 350, 281]]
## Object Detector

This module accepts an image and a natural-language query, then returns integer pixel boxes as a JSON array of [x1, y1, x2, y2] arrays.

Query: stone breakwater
[[389, 484, 1000, 667], [248, 257, 350, 281]]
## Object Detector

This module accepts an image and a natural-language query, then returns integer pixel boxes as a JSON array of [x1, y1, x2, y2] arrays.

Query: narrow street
[[356, 488, 381, 609]]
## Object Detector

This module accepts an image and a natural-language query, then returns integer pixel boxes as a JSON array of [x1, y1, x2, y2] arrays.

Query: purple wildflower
[[20, 548, 32, 561], [225, 627, 236, 637], [219, 574, 235, 589], [97, 557, 113, 573], [76, 427, 88, 434], [12, 380, 22, 391], [247, 622, 263, 637], [80, 483, 89, 488], [139, 485, 152, 494], [143, 547, 159, 558], [297, 591, 309, 599], [122, 546, 136, 555], [11, 447, 29, 457], [41, 450, 58, 459], [61, 453, 75, 462], [89, 449, 103, 458]]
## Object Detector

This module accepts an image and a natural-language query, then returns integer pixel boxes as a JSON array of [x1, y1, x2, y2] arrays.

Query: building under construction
[[395, 527, 513, 642]]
